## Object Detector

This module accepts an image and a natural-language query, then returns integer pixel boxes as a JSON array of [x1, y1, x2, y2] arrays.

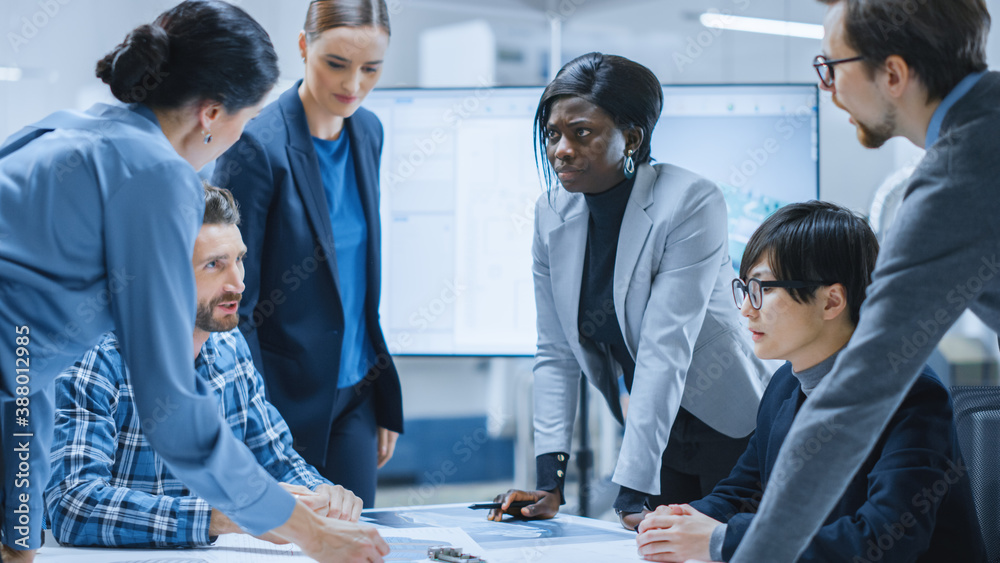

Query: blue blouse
[[0, 103, 293, 548], [312, 132, 376, 388]]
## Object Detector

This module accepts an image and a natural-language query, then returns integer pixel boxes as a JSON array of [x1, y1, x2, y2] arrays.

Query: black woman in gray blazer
[[490, 53, 768, 530]]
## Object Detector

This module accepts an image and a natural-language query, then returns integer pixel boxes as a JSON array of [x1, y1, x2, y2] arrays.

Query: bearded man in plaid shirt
[[44, 184, 363, 548]]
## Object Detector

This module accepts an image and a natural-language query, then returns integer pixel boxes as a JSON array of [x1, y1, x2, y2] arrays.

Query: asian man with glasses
[[635, 201, 983, 563]]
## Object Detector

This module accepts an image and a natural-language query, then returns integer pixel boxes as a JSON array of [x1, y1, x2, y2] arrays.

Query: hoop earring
[[623, 149, 635, 179], [203, 130, 212, 144]]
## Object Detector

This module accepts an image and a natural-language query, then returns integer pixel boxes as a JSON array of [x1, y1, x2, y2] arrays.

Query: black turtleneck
[[580, 176, 651, 516], [535, 175, 642, 508], [579, 175, 637, 390]]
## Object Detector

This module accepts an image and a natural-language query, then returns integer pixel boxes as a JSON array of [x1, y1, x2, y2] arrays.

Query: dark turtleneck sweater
[[578, 175, 637, 388], [536, 175, 639, 506]]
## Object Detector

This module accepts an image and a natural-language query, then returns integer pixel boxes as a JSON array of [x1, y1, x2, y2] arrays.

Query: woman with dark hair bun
[[489, 53, 768, 530], [0, 2, 388, 562], [214, 0, 401, 508]]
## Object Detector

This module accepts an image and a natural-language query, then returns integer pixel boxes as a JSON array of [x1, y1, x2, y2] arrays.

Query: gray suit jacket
[[532, 162, 767, 495]]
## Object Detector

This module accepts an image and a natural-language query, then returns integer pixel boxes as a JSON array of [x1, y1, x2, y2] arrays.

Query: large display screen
[[366, 84, 818, 355]]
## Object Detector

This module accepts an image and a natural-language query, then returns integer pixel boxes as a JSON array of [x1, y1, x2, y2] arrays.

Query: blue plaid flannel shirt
[[45, 329, 331, 547]]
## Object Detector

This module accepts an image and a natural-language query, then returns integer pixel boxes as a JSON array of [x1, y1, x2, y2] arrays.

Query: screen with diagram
[[365, 84, 818, 355]]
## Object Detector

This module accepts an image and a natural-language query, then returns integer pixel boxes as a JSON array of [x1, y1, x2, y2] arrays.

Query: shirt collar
[[196, 333, 220, 368], [925, 71, 986, 149]]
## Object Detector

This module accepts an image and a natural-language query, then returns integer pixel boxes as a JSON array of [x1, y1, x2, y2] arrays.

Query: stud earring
[[623, 149, 635, 179]]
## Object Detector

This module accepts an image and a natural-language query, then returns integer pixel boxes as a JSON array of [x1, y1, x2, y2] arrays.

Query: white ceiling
[[409, 0, 827, 25]]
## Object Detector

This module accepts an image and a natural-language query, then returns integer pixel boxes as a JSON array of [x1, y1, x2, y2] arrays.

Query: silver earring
[[203, 131, 212, 144], [624, 149, 635, 179]]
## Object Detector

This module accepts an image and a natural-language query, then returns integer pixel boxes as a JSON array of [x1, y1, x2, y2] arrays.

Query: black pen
[[468, 500, 535, 511]]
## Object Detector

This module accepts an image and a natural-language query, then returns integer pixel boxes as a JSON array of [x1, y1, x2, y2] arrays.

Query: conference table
[[34, 503, 646, 563]]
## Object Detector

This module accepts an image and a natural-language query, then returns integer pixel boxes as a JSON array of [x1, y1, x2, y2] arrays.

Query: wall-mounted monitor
[[366, 84, 818, 356]]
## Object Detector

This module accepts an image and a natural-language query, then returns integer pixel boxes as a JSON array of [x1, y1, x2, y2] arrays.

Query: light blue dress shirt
[[925, 71, 986, 148], [0, 103, 293, 549]]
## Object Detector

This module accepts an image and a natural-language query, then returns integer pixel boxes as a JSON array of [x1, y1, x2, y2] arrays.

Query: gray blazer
[[532, 162, 768, 495]]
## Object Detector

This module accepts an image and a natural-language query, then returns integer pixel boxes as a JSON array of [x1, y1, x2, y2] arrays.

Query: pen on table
[[468, 500, 535, 511]]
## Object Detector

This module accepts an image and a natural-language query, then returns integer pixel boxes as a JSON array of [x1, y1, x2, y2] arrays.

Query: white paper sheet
[[36, 527, 485, 563], [376, 526, 485, 562]]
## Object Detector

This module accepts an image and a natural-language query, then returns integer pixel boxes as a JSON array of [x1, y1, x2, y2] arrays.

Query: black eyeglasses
[[813, 55, 864, 88], [732, 278, 831, 310]]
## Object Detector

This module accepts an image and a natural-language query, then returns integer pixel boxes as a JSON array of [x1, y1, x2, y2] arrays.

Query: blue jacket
[[213, 83, 403, 467], [0, 103, 293, 548], [691, 364, 985, 562]]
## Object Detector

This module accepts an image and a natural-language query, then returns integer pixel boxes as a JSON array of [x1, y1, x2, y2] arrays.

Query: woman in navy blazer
[[213, 0, 401, 507], [0, 3, 391, 561]]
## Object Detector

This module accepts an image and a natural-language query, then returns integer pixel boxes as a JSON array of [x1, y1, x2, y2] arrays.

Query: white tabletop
[[35, 503, 645, 563]]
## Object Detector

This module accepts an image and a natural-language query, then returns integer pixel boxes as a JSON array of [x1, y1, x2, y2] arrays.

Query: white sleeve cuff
[[709, 523, 728, 561]]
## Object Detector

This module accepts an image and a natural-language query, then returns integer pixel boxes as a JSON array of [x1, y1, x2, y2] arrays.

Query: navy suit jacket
[[690, 364, 984, 562], [213, 83, 403, 467]]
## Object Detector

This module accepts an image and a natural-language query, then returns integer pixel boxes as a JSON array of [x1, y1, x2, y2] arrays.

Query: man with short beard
[[44, 185, 364, 548], [727, 1, 998, 562]]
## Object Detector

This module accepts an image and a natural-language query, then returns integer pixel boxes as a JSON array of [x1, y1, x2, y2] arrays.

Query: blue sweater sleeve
[[102, 162, 293, 535]]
